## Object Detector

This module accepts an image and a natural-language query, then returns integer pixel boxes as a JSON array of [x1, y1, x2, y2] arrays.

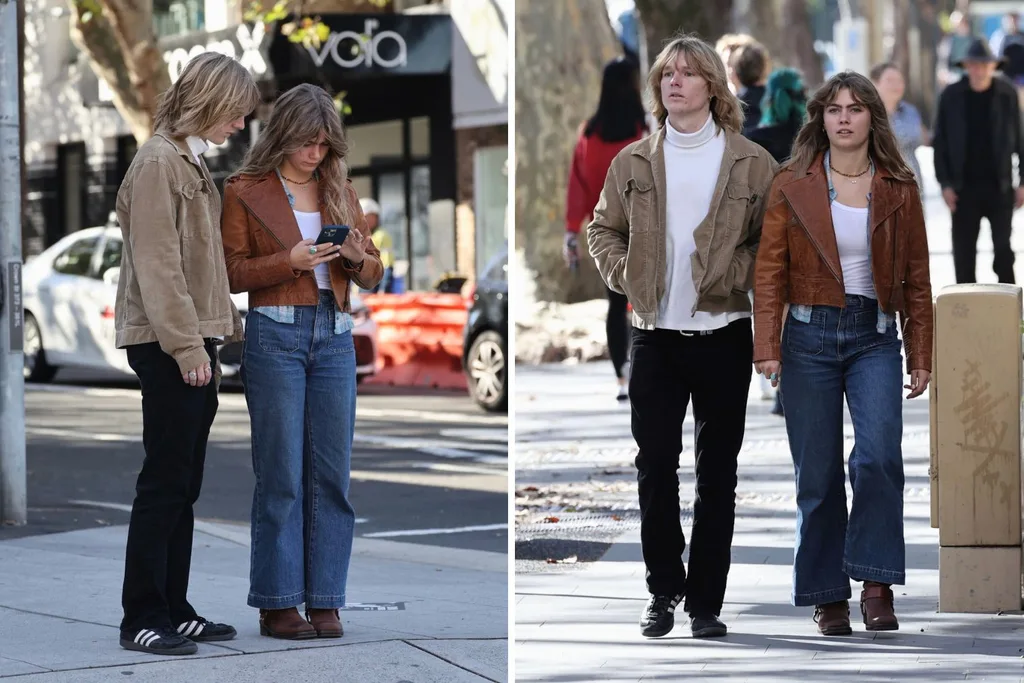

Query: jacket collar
[[779, 151, 905, 274], [631, 123, 759, 163], [233, 172, 307, 248]]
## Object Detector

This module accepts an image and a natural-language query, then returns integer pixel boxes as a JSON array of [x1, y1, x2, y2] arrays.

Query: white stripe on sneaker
[[181, 621, 198, 637], [142, 632, 161, 647], [192, 622, 205, 637], [134, 629, 153, 645]]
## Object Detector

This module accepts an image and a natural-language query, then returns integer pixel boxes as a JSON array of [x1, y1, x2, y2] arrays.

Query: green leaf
[[315, 22, 330, 43]]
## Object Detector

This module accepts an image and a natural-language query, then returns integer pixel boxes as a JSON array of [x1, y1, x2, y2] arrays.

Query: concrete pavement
[[0, 521, 506, 681], [513, 148, 1024, 681]]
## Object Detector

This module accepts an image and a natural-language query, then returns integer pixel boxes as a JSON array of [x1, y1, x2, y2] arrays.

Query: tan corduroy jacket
[[114, 131, 241, 374], [587, 126, 778, 329]]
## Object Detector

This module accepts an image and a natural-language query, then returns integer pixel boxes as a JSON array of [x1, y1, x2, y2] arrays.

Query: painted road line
[[354, 433, 507, 454], [28, 385, 507, 426], [362, 523, 507, 538], [416, 462, 507, 476], [28, 427, 507, 463]]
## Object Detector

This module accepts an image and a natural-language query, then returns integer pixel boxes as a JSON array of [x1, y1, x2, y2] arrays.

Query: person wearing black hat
[[933, 38, 1024, 284]]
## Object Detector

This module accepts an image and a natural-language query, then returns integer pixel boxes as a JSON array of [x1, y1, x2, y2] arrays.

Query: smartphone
[[315, 224, 351, 247]]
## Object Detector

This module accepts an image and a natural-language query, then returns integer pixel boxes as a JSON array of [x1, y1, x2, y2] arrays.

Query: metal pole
[[0, 0, 27, 526]]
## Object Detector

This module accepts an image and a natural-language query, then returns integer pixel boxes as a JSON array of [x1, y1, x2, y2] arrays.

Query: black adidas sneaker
[[177, 617, 237, 642], [120, 627, 198, 655], [639, 593, 683, 638]]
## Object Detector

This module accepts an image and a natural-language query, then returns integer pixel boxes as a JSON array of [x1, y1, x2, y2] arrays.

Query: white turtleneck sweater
[[657, 114, 745, 331]]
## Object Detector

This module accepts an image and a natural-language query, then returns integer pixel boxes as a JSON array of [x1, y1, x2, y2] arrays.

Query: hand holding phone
[[289, 238, 341, 271], [315, 224, 351, 247]]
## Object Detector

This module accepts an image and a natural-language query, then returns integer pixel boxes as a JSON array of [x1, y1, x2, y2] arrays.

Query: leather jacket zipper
[[797, 216, 844, 286], [237, 196, 289, 251]]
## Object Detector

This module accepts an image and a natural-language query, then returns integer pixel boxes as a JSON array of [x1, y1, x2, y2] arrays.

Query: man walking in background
[[933, 39, 1024, 284]]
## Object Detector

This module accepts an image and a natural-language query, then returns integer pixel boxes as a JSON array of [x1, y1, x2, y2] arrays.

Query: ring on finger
[[769, 372, 778, 380], [309, 246, 318, 255]]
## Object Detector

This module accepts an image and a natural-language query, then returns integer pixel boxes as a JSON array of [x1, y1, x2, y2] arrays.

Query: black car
[[462, 245, 508, 412]]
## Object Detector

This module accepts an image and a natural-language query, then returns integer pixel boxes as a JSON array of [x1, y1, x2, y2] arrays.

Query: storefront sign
[[81, 23, 274, 106], [163, 23, 272, 83], [307, 19, 407, 69], [271, 14, 451, 81]]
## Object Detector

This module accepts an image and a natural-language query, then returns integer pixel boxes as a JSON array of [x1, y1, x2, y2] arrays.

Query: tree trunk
[[633, 0, 734, 58], [68, 0, 170, 144], [913, 0, 940, 128], [515, 0, 620, 304], [891, 0, 912, 76], [748, 0, 785, 68], [782, 0, 824, 87]]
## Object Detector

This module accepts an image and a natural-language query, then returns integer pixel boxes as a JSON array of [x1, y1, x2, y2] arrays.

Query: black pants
[[952, 187, 1015, 284], [606, 287, 629, 379], [629, 320, 752, 615], [121, 340, 219, 633]]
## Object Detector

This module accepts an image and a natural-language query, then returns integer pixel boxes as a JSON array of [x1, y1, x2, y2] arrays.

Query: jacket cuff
[[752, 342, 781, 364], [173, 345, 212, 376]]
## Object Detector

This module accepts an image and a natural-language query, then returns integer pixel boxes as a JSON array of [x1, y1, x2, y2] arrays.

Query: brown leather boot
[[813, 600, 852, 636], [860, 582, 899, 631], [259, 608, 317, 640], [306, 608, 344, 638]]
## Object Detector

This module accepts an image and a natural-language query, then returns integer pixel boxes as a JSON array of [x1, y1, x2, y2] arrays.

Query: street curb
[[193, 521, 508, 573]]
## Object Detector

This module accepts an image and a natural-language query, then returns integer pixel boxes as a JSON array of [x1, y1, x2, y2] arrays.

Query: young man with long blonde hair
[[588, 34, 777, 639], [114, 52, 260, 655], [221, 83, 382, 640]]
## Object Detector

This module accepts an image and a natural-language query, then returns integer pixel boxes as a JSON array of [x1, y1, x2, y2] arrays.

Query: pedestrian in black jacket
[[933, 39, 1024, 283]]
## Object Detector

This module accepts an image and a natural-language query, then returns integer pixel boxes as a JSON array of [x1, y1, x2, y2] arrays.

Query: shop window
[[347, 121, 404, 169], [153, 0, 204, 38], [56, 143, 86, 242], [473, 146, 508, 278], [410, 117, 431, 157]]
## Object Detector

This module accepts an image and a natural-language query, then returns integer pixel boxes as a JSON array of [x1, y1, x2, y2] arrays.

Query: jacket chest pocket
[[623, 178, 653, 234], [725, 184, 753, 231], [177, 179, 218, 300]]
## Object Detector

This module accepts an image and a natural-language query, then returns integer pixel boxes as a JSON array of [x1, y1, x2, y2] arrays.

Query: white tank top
[[293, 210, 331, 290], [831, 201, 876, 298]]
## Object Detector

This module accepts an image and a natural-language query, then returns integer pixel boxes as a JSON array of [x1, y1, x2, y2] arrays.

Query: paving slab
[[0, 523, 507, 680]]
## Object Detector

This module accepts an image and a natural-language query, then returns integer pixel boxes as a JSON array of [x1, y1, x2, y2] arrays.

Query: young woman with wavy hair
[[753, 71, 933, 636], [220, 83, 383, 640]]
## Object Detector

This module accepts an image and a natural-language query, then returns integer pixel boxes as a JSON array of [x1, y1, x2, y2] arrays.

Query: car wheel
[[467, 330, 507, 412], [23, 313, 57, 383]]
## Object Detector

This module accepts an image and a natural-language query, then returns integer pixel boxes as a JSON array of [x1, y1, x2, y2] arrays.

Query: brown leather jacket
[[753, 154, 933, 371], [221, 172, 383, 310]]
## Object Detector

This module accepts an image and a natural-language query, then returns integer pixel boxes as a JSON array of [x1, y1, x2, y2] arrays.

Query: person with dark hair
[[731, 42, 771, 132], [933, 39, 1024, 284], [754, 71, 933, 637], [870, 63, 926, 190], [565, 57, 648, 401]]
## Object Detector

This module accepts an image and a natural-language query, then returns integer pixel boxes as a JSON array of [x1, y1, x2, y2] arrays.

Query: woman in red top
[[565, 57, 648, 400]]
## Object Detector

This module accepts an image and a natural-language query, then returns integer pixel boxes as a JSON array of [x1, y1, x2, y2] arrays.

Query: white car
[[21, 227, 379, 383]]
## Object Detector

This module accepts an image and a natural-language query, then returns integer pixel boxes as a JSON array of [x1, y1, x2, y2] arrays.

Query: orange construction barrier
[[361, 293, 469, 391]]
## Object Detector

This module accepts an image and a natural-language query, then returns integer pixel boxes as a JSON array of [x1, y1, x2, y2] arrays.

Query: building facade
[[22, 0, 508, 288]]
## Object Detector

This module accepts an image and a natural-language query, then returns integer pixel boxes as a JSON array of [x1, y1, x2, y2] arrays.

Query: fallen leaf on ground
[[544, 516, 560, 523]]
